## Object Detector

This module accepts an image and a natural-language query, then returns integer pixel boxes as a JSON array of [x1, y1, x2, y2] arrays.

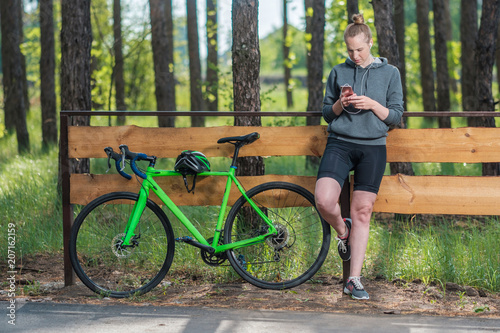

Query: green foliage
[[404, 22, 424, 110], [21, 27, 41, 92], [90, 0, 114, 110], [20, 1, 62, 105], [324, 2, 349, 70], [260, 26, 307, 75], [448, 40, 462, 110]]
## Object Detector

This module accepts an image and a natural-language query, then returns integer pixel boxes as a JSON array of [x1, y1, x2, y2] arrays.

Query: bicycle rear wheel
[[69, 192, 175, 298], [224, 182, 330, 289]]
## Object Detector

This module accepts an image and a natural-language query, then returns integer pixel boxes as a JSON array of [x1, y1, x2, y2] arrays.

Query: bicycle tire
[[224, 182, 331, 289], [69, 192, 175, 298]]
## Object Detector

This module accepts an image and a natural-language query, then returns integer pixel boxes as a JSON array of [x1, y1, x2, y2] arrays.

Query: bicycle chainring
[[201, 237, 227, 266]]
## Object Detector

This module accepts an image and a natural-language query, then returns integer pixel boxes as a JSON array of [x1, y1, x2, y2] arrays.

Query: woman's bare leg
[[349, 190, 377, 277]]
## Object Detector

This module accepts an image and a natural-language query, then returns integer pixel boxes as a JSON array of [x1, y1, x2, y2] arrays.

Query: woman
[[315, 13, 404, 300]]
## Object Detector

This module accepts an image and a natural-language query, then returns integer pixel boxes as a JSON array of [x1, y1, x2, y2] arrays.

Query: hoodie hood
[[345, 56, 388, 69]]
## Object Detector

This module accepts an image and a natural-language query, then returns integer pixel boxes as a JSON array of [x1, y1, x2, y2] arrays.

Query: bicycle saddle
[[217, 132, 260, 145]]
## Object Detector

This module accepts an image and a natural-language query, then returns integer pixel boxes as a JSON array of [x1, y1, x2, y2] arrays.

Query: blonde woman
[[315, 13, 404, 300]]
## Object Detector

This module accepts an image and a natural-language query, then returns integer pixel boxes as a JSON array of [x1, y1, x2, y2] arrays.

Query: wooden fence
[[60, 111, 500, 286]]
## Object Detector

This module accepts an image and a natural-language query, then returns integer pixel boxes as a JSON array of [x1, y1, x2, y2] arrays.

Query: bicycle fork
[[120, 187, 149, 247]]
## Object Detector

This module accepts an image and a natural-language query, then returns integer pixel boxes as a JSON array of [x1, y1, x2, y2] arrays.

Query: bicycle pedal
[[175, 236, 193, 243]]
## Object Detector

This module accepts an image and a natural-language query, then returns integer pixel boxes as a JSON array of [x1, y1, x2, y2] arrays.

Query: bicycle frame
[[121, 165, 278, 254]]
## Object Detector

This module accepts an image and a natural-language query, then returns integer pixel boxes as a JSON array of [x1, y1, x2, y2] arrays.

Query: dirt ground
[[1, 254, 499, 318]]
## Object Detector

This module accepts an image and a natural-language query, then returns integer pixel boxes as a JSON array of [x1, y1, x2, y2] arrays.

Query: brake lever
[[104, 147, 113, 173], [120, 146, 126, 171]]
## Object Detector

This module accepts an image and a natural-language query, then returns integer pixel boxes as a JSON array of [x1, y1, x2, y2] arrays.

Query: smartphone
[[341, 84, 354, 96]]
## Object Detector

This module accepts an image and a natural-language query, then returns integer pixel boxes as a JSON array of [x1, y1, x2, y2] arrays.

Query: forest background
[[0, 0, 499, 296], [2, 0, 500, 143]]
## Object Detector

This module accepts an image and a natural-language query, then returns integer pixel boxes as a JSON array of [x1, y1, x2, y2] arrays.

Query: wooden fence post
[[60, 113, 75, 286]]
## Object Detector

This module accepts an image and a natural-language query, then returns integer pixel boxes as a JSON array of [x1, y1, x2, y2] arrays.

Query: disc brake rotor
[[111, 233, 135, 258], [266, 223, 290, 250]]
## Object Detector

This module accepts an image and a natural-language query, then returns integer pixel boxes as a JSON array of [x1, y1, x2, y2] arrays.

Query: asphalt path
[[2, 301, 500, 332]]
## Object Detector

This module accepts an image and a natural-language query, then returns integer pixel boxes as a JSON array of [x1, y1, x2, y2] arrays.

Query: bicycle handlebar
[[104, 145, 156, 180], [104, 147, 132, 180]]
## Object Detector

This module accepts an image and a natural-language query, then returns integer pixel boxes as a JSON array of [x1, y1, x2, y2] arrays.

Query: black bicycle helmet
[[174, 150, 210, 175]]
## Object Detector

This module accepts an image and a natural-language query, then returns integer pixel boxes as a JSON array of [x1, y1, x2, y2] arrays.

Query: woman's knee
[[351, 201, 374, 222], [351, 193, 376, 222], [315, 178, 342, 216], [315, 193, 338, 215]]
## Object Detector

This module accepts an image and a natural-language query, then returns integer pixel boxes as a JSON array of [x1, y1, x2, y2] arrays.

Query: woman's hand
[[344, 94, 373, 110], [341, 92, 357, 107]]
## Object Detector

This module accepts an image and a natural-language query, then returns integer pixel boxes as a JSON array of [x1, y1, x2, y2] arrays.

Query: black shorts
[[317, 137, 387, 194]]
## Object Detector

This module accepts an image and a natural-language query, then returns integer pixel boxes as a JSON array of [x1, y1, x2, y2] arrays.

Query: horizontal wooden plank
[[374, 175, 500, 215], [68, 125, 329, 159], [69, 125, 500, 163], [386, 127, 500, 163], [71, 173, 500, 215], [70, 174, 317, 206]]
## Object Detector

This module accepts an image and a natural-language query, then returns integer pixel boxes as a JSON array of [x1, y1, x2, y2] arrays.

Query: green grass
[[366, 216, 500, 292], [1, 106, 499, 292], [0, 142, 63, 256]]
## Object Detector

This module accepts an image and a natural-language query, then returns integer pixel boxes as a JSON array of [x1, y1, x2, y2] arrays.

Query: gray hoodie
[[322, 57, 404, 145]]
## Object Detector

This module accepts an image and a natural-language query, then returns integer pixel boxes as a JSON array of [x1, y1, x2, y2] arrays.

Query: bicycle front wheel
[[69, 192, 175, 298], [224, 182, 331, 289]]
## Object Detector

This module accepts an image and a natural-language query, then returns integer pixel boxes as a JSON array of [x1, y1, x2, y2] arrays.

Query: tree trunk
[[304, 0, 325, 169], [150, 0, 175, 127], [305, 0, 324, 116], [206, 0, 218, 112], [165, 0, 176, 122], [60, 0, 92, 173], [443, 0, 458, 93], [394, 0, 407, 110], [433, 0, 452, 128], [187, 0, 205, 127], [20, 1, 30, 117], [114, 0, 126, 125], [40, 0, 57, 148], [372, 0, 399, 67], [372, 0, 414, 176], [462, 0, 478, 113], [232, 0, 264, 177], [416, 0, 436, 112], [0, 0, 30, 153], [346, 0, 359, 22], [472, 0, 500, 175], [0, 0, 16, 132], [283, 0, 293, 108]]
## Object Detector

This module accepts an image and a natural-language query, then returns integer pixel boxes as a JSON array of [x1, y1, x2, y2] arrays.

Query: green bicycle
[[69, 132, 331, 298]]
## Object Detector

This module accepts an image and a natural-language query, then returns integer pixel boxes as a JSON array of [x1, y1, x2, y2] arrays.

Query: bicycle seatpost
[[230, 145, 242, 168]]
